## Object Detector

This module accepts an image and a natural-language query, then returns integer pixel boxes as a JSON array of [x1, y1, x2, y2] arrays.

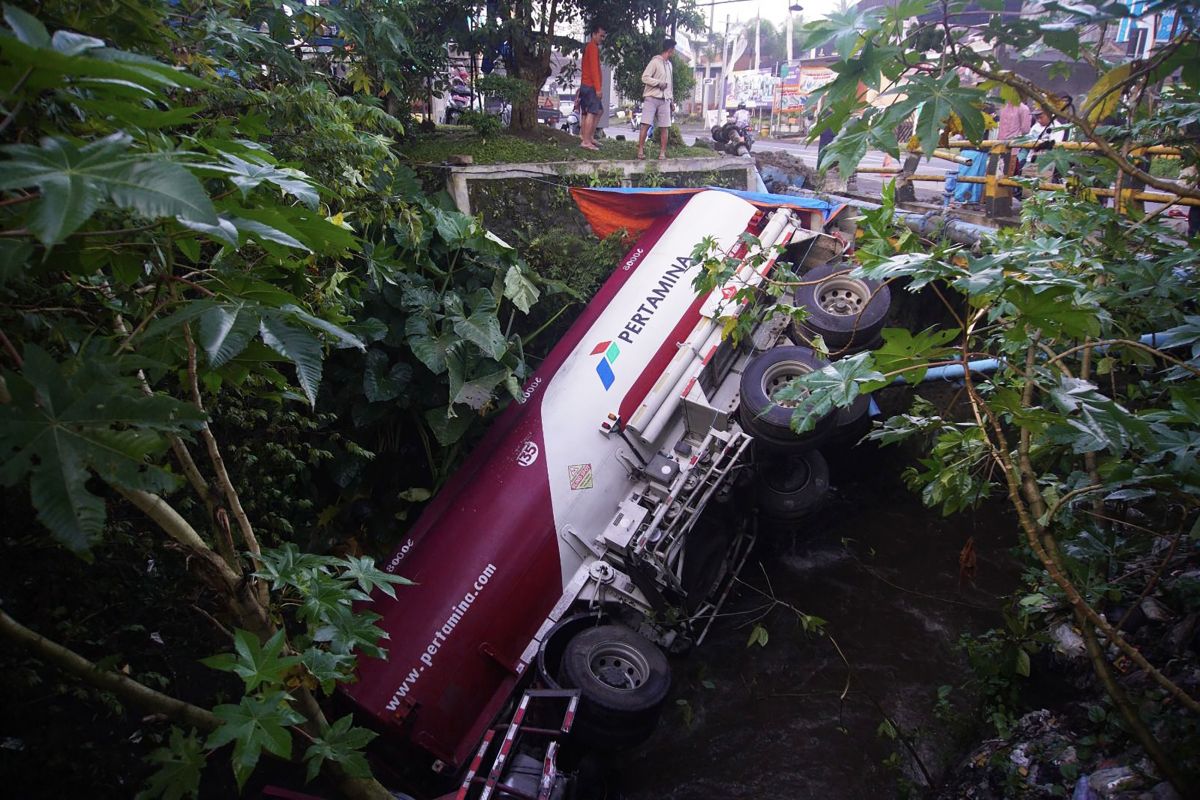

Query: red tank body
[[342, 211, 677, 768]]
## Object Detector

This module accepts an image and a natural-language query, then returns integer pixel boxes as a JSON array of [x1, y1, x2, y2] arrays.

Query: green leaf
[[258, 314, 325, 406], [1002, 285, 1100, 340], [448, 290, 507, 361], [0, 347, 204, 555], [136, 727, 204, 800], [338, 554, 413, 600], [888, 72, 987, 156], [281, 305, 365, 351], [503, 265, 540, 314], [198, 303, 260, 367], [361, 350, 412, 403], [1015, 648, 1031, 678], [231, 216, 309, 252], [299, 648, 355, 695], [254, 543, 329, 591], [3, 4, 49, 48], [205, 153, 319, 209], [303, 714, 377, 783], [312, 603, 388, 658], [871, 326, 959, 386], [207, 692, 305, 790], [1041, 25, 1079, 59], [201, 629, 300, 693], [0, 134, 217, 244], [746, 623, 769, 648], [423, 405, 474, 446], [773, 352, 886, 433], [1047, 377, 1153, 454]]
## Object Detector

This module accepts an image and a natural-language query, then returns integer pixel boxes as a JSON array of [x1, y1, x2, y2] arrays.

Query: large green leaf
[[503, 264, 540, 314], [135, 727, 205, 800], [207, 692, 305, 790], [447, 290, 507, 361], [299, 648, 356, 695], [0, 347, 205, 556], [202, 153, 320, 209], [199, 303, 260, 367], [361, 349, 412, 403], [338, 554, 413, 600], [0, 134, 217, 244], [887, 72, 987, 157], [258, 314, 325, 406], [201, 629, 301, 693], [774, 352, 886, 433], [303, 715, 377, 783], [1047, 377, 1154, 454]]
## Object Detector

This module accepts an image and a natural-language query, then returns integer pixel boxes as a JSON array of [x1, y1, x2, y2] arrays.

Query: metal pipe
[[637, 210, 796, 443]]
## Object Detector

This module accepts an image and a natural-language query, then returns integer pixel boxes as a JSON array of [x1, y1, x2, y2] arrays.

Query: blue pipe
[[891, 333, 1169, 386]]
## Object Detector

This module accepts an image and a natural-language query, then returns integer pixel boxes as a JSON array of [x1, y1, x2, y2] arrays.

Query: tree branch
[[0, 608, 220, 732], [182, 324, 268, 604]]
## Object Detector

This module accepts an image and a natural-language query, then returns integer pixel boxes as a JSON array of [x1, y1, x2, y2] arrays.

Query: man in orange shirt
[[578, 25, 606, 150]]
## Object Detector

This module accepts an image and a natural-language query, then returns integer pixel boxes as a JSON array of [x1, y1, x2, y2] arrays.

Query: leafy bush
[[459, 109, 503, 138]]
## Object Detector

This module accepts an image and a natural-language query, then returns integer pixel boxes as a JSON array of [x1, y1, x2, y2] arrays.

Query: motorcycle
[[711, 119, 755, 156], [561, 110, 580, 136], [443, 81, 473, 124]]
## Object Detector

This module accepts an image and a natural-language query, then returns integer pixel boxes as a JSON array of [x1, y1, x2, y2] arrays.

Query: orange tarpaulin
[[568, 186, 841, 242]]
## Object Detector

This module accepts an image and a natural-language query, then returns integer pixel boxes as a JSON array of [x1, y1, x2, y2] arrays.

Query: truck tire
[[757, 449, 829, 521], [560, 624, 670, 748], [831, 393, 872, 446], [791, 262, 890, 354], [739, 346, 836, 451]]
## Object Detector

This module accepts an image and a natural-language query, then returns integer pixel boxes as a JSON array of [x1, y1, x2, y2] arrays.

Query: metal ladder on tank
[[454, 688, 580, 800]]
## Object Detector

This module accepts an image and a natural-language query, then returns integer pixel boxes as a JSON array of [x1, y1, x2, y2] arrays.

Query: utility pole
[[786, 9, 793, 63], [704, 0, 716, 112], [754, 10, 760, 71]]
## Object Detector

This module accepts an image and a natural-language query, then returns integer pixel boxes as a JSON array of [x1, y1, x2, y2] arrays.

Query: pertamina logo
[[591, 340, 620, 390], [589, 255, 693, 391]]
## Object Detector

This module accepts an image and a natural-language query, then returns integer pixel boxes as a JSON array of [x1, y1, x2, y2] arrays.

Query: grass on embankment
[[399, 125, 719, 166]]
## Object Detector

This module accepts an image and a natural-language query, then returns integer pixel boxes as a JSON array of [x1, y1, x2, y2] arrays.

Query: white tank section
[[538, 191, 760, 585]]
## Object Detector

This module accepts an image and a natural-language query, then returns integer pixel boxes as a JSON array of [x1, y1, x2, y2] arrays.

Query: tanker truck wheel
[[739, 346, 836, 452], [790, 262, 891, 354], [560, 624, 670, 749], [756, 449, 830, 521]]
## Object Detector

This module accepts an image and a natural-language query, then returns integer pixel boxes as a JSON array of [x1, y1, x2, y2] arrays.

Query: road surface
[[678, 124, 960, 202]]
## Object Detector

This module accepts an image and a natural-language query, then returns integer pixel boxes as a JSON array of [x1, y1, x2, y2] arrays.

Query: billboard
[[724, 69, 778, 110], [774, 64, 836, 115]]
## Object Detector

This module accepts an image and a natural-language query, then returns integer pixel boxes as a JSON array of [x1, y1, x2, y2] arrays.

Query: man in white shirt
[[637, 38, 675, 160]]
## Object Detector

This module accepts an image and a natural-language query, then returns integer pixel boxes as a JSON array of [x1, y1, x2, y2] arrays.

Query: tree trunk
[[509, 44, 551, 132]]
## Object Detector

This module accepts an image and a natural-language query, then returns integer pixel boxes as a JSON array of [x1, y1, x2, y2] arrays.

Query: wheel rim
[[761, 361, 812, 408], [816, 276, 872, 317], [588, 641, 651, 690]]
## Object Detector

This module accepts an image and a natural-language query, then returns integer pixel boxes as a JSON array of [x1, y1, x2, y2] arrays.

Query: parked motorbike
[[444, 81, 472, 124], [711, 119, 755, 156], [561, 110, 580, 136]]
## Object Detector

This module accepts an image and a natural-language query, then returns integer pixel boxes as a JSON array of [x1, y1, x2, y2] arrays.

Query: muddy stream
[[608, 441, 1023, 799]]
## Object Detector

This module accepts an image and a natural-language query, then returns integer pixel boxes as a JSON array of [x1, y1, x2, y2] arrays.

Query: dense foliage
[[758, 3, 1200, 793], [0, 1, 565, 796]]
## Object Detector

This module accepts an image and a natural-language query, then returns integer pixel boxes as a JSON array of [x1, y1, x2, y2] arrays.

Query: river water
[[612, 442, 1022, 799]]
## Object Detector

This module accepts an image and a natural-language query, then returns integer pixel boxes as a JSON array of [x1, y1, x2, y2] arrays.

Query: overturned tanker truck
[[340, 188, 889, 798]]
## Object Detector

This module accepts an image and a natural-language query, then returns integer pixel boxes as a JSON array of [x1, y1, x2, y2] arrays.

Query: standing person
[[997, 98, 1032, 140], [578, 25, 606, 151], [637, 38, 675, 160]]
